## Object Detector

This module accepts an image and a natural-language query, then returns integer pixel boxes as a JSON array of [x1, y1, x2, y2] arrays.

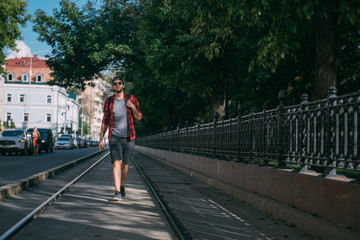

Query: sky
[[6, 0, 89, 59]]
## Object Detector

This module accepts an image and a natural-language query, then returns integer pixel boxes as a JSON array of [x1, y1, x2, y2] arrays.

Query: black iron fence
[[137, 87, 360, 175]]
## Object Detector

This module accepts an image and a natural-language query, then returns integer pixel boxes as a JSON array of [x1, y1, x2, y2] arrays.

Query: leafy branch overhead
[[29, 0, 360, 135], [33, 0, 138, 90], [0, 0, 30, 73]]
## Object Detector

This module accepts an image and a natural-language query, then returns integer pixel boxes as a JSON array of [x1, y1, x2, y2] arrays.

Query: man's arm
[[98, 122, 108, 150], [126, 99, 143, 121], [99, 97, 110, 150]]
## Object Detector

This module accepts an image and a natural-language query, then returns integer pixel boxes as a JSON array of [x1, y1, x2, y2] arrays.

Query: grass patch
[[336, 169, 360, 181]]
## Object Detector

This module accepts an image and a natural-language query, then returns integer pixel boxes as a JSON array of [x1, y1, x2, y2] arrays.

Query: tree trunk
[[314, 0, 338, 100], [211, 78, 226, 120]]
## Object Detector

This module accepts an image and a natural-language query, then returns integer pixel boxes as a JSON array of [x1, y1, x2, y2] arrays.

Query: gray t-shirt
[[112, 98, 130, 138]]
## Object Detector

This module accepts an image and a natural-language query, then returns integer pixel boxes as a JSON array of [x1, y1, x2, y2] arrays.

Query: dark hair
[[112, 76, 123, 83]]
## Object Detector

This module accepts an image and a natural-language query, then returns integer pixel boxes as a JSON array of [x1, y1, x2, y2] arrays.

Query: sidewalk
[[4, 150, 323, 240], [11, 154, 176, 240]]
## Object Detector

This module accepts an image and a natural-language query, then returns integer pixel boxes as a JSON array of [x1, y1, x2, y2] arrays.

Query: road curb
[[0, 150, 105, 201]]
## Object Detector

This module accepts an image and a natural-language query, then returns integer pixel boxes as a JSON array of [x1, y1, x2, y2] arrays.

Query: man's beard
[[115, 89, 123, 93]]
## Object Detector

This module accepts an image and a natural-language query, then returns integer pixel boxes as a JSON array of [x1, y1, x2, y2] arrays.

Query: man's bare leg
[[120, 163, 129, 197], [120, 163, 129, 186], [113, 160, 122, 192]]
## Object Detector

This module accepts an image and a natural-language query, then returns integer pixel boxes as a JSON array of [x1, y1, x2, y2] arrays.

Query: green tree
[[190, 0, 360, 100], [33, 0, 138, 90], [136, 0, 257, 120], [0, 0, 30, 73], [4, 119, 16, 129], [31, 0, 360, 134], [78, 115, 90, 136]]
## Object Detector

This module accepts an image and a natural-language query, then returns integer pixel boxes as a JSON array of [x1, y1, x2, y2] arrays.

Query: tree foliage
[[32, 0, 360, 135], [189, 0, 360, 99], [0, 0, 30, 73], [3, 119, 16, 129], [33, 0, 138, 90]]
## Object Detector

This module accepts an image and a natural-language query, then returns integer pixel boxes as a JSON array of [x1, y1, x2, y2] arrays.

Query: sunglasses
[[113, 81, 123, 86]]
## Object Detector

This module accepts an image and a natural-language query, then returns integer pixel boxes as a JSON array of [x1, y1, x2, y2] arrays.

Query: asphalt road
[[0, 147, 100, 187]]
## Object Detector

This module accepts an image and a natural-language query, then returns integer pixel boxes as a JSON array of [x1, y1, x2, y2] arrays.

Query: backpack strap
[[107, 95, 114, 114]]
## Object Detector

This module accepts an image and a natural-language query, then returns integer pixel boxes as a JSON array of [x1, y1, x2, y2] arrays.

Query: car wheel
[[21, 145, 28, 155]]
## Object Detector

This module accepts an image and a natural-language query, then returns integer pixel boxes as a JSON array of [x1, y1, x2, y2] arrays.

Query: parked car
[[55, 136, 75, 150], [27, 128, 55, 153], [82, 138, 89, 148], [84, 139, 91, 147], [60, 134, 78, 149], [87, 140, 99, 147], [0, 129, 32, 155], [76, 137, 85, 148]]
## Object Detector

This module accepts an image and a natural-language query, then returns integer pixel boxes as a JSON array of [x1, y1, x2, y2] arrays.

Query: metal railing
[[137, 87, 360, 175]]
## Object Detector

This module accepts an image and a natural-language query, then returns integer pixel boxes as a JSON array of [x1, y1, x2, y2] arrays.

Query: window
[[22, 73, 28, 82], [7, 94, 12, 102], [36, 74, 43, 82], [24, 113, 29, 122], [20, 94, 25, 103], [46, 114, 51, 122], [7, 73, 14, 81], [6, 113, 11, 121], [47, 95, 52, 103]]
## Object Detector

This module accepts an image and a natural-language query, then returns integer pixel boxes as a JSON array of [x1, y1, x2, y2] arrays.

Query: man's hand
[[126, 99, 135, 109], [98, 140, 104, 150], [126, 99, 142, 120]]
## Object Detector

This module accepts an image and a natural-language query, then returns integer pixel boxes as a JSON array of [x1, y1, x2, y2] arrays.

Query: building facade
[[78, 77, 109, 140], [1, 56, 79, 136]]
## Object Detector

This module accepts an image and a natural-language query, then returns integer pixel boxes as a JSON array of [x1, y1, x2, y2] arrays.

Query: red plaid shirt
[[102, 93, 142, 141]]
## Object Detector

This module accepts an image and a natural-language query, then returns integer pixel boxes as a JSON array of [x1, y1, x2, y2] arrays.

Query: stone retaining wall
[[135, 146, 360, 240]]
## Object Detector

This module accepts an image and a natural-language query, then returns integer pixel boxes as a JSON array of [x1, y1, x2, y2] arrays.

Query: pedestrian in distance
[[99, 76, 143, 201], [32, 127, 40, 155]]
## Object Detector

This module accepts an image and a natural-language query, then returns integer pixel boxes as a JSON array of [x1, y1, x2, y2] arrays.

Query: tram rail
[[0, 153, 109, 240], [0, 150, 105, 201], [0, 150, 324, 240], [132, 157, 192, 240], [0, 152, 191, 240]]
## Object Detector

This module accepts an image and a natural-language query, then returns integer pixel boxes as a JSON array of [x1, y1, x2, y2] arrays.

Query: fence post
[[196, 117, 201, 154], [300, 93, 309, 172], [263, 103, 269, 165], [221, 116, 225, 159], [326, 86, 338, 176], [213, 112, 219, 157], [250, 107, 255, 162], [177, 123, 180, 152], [278, 89, 287, 168], [237, 104, 242, 162], [185, 121, 189, 153]]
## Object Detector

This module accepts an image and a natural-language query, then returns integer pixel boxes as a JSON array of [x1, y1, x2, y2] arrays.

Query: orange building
[[5, 55, 52, 83]]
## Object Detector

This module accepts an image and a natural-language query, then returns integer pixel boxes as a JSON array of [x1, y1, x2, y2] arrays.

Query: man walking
[[99, 77, 143, 201]]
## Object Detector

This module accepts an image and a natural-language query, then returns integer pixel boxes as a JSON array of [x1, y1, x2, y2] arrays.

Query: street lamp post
[[62, 111, 67, 134], [80, 108, 84, 136]]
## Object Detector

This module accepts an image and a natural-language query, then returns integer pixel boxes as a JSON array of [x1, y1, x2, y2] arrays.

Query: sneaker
[[120, 186, 126, 198], [112, 191, 122, 201]]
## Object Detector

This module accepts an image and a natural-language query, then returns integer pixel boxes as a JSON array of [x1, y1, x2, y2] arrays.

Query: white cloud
[[6, 40, 32, 59]]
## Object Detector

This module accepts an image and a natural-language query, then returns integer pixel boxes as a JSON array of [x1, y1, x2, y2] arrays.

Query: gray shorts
[[109, 136, 135, 164]]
